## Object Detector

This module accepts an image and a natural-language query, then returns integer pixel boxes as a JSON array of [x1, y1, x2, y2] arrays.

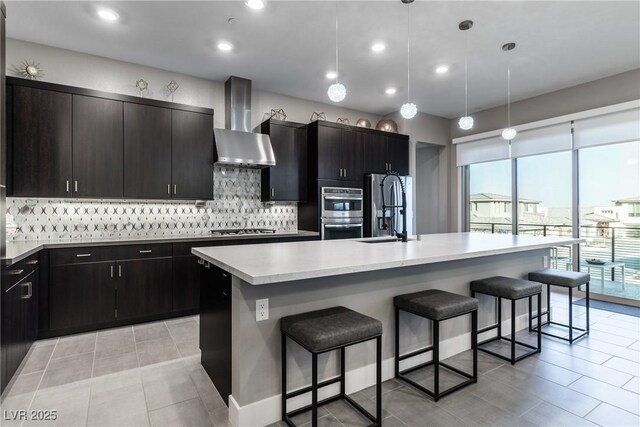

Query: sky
[[469, 141, 640, 209]]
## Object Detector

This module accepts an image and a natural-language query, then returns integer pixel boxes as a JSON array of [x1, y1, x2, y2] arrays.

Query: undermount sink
[[358, 237, 417, 244]]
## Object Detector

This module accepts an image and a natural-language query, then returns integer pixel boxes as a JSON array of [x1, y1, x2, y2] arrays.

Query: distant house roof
[[613, 196, 640, 203], [470, 193, 540, 204], [583, 212, 619, 223]]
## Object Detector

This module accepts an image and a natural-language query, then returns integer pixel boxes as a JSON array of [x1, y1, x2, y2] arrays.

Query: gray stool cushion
[[528, 269, 590, 287], [394, 289, 478, 320], [280, 306, 382, 353], [471, 276, 542, 299]]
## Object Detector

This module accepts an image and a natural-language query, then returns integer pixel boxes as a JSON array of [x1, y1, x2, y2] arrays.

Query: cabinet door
[[171, 110, 214, 200], [50, 262, 115, 331], [124, 103, 172, 198], [341, 130, 364, 181], [364, 133, 387, 174], [387, 135, 409, 175], [172, 255, 200, 312], [3, 280, 25, 385], [73, 95, 124, 197], [12, 86, 72, 197], [117, 257, 172, 320], [316, 125, 343, 180], [200, 264, 231, 405], [264, 123, 298, 201]]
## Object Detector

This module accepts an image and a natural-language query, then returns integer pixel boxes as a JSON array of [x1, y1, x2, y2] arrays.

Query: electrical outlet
[[256, 298, 269, 321]]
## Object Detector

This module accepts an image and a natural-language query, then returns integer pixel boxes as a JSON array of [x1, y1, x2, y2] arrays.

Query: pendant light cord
[[507, 64, 511, 127], [464, 36, 468, 117], [406, 3, 411, 103], [335, 1, 339, 84]]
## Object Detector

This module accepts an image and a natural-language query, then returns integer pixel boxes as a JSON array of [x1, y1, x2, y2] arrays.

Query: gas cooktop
[[209, 228, 277, 236]]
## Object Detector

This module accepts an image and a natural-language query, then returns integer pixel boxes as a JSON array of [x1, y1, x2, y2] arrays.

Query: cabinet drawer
[[4, 254, 39, 290], [117, 243, 172, 260], [50, 243, 172, 265], [50, 246, 120, 265]]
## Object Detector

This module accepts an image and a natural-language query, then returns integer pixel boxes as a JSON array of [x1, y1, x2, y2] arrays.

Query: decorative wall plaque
[[310, 112, 326, 121], [12, 60, 44, 80], [135, 79, 149, 96], [269, 108, 287, 120], [336, 118, 350, 125]]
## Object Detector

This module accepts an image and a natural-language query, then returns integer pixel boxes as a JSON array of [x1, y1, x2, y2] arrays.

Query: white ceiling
[[5, 1, 640, 118]]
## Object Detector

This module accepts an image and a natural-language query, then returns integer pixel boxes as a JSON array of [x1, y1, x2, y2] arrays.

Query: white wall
[[6, 38, 384, 130], [415, 144, 449, 234]]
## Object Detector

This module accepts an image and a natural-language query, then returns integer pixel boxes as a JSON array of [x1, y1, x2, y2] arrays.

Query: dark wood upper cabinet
[[11, 86, 72, 197], [316, 124, 343, 180], [259, 120, 307, 202], [363, 133, 387, 174], [341, 130, 364, 181], [124, 103, 172, 198], [387, 134, 410, 176], [72, 95, 124, 198], [171, 110, 214, 200]]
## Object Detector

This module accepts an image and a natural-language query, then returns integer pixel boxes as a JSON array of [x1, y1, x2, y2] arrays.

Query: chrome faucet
[[380, 172, 408, 242]]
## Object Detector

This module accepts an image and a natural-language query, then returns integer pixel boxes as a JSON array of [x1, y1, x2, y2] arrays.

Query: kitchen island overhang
[[193, 233, 582, 427]]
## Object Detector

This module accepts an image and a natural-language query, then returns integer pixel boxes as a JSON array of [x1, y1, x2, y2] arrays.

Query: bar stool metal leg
[[472, 310, 478, 381], [311, 353, 318, 427], [376, 336, 382, 425], [511, 299, 516, 364], [528, 296, 533, 332], [569, 287, 573, 343], [433, 320, 440, 400], [394, 307, 400, 378], [537, 292, 542, 352], [586, 282, 590, 335], [281, 333, 287, 422], [340, 347, 345, 396]]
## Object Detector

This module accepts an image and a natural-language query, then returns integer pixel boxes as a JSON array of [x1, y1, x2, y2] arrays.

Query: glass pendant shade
[[502, 127, 517, 141], [327, 83, 346, 103], [400, 102, 417, 119], [458, 116, 474, 130]]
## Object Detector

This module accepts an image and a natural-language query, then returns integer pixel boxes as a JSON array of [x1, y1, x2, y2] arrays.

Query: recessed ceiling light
[[97, 8, 119, 22], [245, 0, 265, 10], [385, 87, 397, 95], [371, 42, 386, 53], [217, 42, 234, 52], [325, 71, 337, 79], [435, 65, 449, 74]]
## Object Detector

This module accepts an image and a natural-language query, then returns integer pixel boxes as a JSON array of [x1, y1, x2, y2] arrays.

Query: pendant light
[[400, 0, 417, 119], [327, 2, 346, 103], [501, 42, 517, 140], [458, 20, 474, 130]]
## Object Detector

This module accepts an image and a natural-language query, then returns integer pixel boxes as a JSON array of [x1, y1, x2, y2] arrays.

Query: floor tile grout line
[[21, 337, 59, 427], [620, 376, 638, 392], [518, 399, 543, 419], [131, 324, 152, 427]]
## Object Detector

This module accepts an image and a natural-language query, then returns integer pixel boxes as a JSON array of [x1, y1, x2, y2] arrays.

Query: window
[[469, 160, 511, 233]]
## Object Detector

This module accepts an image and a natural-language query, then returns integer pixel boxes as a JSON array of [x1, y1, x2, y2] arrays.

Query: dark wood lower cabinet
[[49, 261, 115, 331], [200, 264, 231, 404], [172, 255, 201, 312], [117, 257, 172, 320], [2, 269, 38, 394]]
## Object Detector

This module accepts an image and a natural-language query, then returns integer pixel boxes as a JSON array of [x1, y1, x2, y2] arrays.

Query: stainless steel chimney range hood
[[214, 76, 275, 168]]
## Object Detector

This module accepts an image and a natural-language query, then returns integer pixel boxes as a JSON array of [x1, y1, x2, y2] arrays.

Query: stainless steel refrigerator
[[364, 173, 413, 238]]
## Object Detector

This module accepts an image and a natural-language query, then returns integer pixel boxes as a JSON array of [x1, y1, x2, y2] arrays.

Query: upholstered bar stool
[[280, 306, 382, 427], [471, 276, 543, 364], [394, 289, 478, 401], [528, 269, 590, 343]]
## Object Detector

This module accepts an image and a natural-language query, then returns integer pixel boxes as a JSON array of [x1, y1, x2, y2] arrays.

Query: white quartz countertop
[[3, 231, 319, 265], [192, 233, 583, 285]]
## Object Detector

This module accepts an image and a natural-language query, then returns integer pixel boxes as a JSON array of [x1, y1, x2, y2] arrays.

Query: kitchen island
[[193, 233, 581, 427]]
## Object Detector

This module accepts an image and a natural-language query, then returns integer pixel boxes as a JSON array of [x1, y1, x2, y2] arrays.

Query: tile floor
[[1, 293, 639, 427]]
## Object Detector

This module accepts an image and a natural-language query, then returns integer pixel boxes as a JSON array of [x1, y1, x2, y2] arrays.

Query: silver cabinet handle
[[197, 258, 204, 265], [25, 260, 39, 265], [7, 269, 24, 275], [271, 188, 275, 197], [344, 169, 347, 177], [174, 185, 177, 195], [110, 265, 114, 278], [324, 223, 363, 228], [76, 253, 91, 258], [139, 250, 152, 254], [74, 181, 78, 192], [66, 180, 70, 192], [118, 265, 122, 277], [167, 184, 171, 195], [20, 282, 32, 299]]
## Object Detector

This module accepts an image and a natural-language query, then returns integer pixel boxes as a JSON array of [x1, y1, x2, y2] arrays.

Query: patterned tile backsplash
[[6, 166, 297, 241]]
